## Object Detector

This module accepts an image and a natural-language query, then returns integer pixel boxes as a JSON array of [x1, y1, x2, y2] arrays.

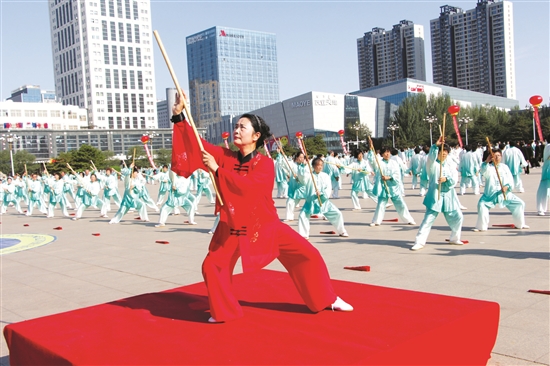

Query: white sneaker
[[538, 212, 545, 216], [208, 317, 224, 323], [339, 232, 349, 237], [330, 297, 353, 312], [369, 223, 379, 227], [472, 228, 486, 232], [411, 243, 425, 251], [448, 240, 464, 245], [71, 217, 78, 221], [188, 221, 198, 225], [155, 223, 165, 228], [520, 225, 530, 229], [385, 203, 393, 208], [459, 205, 467, 210], [408, 222, 416, 225]]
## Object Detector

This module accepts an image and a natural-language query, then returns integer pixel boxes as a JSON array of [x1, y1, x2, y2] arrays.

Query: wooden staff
[[438, 113, 447, 200], [154, 30, 223, 206], [90, 160, 98, 172], [66, 163, 84, 186], [485, 137, 507, 200], [132, 148, 136, 166], [324, 161, 369, 173], [298, 137, 322, 206], [42, 162, 49, 176], [273, 138, 296, 179], [368, 136, 390, 195], [24, 164, 28, 177]]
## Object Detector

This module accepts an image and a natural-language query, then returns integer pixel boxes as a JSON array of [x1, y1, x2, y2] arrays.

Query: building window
[[139, 94, 144, 113], [107, 93, 113, 112], [126, 23, 132, 43], [109, 0, 115, 17], [134, 24, 140, 43], [121, 70, 127, 89], [115, 93, 121, 112], [110, 21, 116, 41], [108, 116, 114, 128], [103, 45, 110, 64], [118, 22, 124, 42], [120, 46, 126, 65], [113, 69, 120, 88], [128, 47, 134, 66], [102, 20, 108, 40], [105, 69, 111, 88], [123, 94, 129, 112], [131, 93, 137, 112], [129, 70, 135, 89], [137, 71, 143, 89], [136, 47, 141, 66], [25, 110, 36, 117], [112, 45, 118, 65]]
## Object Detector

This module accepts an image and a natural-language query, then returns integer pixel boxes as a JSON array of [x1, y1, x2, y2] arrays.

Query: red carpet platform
[[4, 270, 499, 365]]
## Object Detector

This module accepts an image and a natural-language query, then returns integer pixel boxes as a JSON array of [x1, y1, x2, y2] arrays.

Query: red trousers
[[202, 223, 337, 322]]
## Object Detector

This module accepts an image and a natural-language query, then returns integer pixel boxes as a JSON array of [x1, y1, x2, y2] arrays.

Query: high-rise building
[[430, 0, 515, 99], [8, 85, 56, 103], [357, 20, 426, 90], [48, 0, 157, 129], [186, 26, 280, 128]]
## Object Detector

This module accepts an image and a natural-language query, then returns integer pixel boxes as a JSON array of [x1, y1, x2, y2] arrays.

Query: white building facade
[[0, 100, 88, 130], [357, 20, 426, 90], [430, 0, 516, 99], [48, 0, 157, 129]]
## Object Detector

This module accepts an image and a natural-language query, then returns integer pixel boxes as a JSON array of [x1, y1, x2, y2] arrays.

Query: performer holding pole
[[473, 138, 528, 231], [170, 91, 353, 323], [438, 114, 447, 200]]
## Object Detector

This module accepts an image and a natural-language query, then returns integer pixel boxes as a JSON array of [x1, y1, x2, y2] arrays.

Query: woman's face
[[313, 161, 324, 173], [357, 152, 363, 161], [233, 117, 260, 148]]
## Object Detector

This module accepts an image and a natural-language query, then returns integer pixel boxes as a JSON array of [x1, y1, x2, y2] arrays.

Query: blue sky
[[0, 0, 548, 108]]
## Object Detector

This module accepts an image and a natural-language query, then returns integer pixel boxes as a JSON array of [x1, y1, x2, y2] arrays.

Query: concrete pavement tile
[[471, 287, 546, 319], [446, 269, 524, 287], [500, 308, 550, 336], [488, 353, 544, 365], [423, 279, 493, 298], [112, 278, 179, 296], [158, 270, 205, 286], [535, 353, 549, 365], [492, 326, 549, 363], [528, 297, 550, 311]]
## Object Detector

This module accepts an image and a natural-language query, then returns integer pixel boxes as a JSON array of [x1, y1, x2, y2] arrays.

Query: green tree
[[154, 148, 172, 167], [303, 134, 327, 157], [13, 150, 39, 175], [344, 121, 372, 151]]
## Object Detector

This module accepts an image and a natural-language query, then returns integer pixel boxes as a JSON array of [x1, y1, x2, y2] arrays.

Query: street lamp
[[459, 117, 472, 146], [354, 121, 360, 148], [387, 123, 399, 148], [0, 131, 21, 176], [423, 114, 437, 145]]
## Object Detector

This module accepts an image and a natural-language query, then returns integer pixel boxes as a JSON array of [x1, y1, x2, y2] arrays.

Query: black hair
[[312, 157, 324, 167], [240, 113, 272, 148], [441, 144, 451, 153], [294, 151, 304, 161], [414, 146, 421, 154], [380, 146, 392, 154], [353, 150, 364, 159]]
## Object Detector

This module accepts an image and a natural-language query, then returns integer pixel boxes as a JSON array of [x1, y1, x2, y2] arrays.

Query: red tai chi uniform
[[172, 119, 337, 322]]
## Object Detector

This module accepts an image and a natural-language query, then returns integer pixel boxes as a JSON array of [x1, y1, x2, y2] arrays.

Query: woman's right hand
[[172, 92, 188, 116]]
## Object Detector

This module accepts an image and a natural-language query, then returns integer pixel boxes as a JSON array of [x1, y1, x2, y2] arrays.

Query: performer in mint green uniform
[[367, 145, 416, 226], [411, 138, 464, 251], [349, 151, 377, 210], [284, 152, 307, 221], [536, 144, 550, 215], [474, 149, 528, 231]]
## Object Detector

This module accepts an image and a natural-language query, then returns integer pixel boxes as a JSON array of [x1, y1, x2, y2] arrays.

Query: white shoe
[[538, 212, 545, 216], [339, 232, 349, 237], [208, 230, 214, 234], [155, 223, 165, 228], [188, 221, 198, 225], [385, 203, 393, 208], [520, 225, 530, 229], [330, 297, 353, 312], [408, 222, 416, 225], [448, 240, 464, 245], [411, 243, 425, 251], [459, 205, 467, 210], [71, 217, 78, 221], [472, 228, 486, 232], [283, 219, 294, 222], [208, 317, 224, 323], [369, 223, 379, 227]]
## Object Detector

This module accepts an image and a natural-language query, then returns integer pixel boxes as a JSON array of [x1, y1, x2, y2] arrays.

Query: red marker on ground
[[344, 266, 371, 272]]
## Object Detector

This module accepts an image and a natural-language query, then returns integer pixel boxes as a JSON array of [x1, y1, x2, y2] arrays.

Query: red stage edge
[[4, 270, 499, 365]]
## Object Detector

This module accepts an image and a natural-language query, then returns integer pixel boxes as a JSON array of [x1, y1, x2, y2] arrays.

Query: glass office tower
[[186, 26, 279, 128]]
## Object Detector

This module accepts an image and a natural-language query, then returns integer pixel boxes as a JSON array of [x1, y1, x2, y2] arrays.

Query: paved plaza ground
[[1, 168, 548, 365]]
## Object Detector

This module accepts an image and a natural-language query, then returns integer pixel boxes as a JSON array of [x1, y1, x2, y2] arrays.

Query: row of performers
[[2, 141, 548, 250], [0, 166, 216, 226]]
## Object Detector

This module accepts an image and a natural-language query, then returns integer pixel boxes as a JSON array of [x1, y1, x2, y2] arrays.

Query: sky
[[0, 0, 548, 109]]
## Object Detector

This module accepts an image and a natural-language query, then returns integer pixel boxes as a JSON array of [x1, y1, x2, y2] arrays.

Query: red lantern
[[529, 95, 543, 107], [295, 131, 303, 139], [338, 129, 345, 136], [141, 135, 150, 144], [447, 105, 460, 116], [221, 131, 230, 140]]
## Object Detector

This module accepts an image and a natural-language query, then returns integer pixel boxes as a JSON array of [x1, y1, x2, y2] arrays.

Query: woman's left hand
[[202, 150, 219, 172]]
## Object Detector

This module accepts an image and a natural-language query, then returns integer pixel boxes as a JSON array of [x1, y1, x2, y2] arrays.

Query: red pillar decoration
[[529, 95, 544, 141], [448, 105, 463, 148]]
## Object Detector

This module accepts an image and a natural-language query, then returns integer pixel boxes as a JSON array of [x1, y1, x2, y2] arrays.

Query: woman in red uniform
[[171, 95, 352, 323]]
